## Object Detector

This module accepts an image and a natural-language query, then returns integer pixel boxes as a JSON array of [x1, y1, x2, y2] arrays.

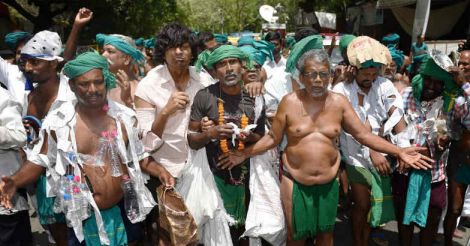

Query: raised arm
[[63, 8, 93, 61]]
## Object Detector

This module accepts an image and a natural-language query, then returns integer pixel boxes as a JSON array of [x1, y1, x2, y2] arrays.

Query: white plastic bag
[[243, 148, 287, 246], [175, 147, 233, 245]]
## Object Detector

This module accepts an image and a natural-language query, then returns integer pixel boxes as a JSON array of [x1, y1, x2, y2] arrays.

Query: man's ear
[[124, 55, 132, 66], [68, 79, 76, 93]]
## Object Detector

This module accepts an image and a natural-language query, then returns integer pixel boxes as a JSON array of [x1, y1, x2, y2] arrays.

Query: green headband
[[63, 51, 116, 89], [96, 33, 145, 63], [285, 35, 324, 74], [205, 45, 252, 70]]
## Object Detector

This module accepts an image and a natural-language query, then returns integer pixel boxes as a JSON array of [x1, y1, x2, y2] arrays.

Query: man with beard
[[444, 49, 470, 246], [332, 36, 416, 246], [0, 52, 173, 246], [223, 48, 431, 246], [16, 30, 76, 245], [394, 56, 454, 246], [97, 33, 145, 108], [188, 45, 266, 245]]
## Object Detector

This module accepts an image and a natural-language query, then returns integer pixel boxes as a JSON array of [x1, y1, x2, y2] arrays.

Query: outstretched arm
[[339, 94, 432, 170], [139, 157, 175, 187]]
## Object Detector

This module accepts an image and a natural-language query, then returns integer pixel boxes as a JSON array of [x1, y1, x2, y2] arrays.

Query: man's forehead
[[74, 69, 104, 81], [460, 50, 470, 59]]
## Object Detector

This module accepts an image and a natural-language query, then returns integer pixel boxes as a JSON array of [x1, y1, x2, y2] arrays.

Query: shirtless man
[[223, 49, 431, 246], [0, 52, 173, 245]]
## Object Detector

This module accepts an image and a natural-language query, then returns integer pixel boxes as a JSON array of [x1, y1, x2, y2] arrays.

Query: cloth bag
[[156, 186, 198, 246]]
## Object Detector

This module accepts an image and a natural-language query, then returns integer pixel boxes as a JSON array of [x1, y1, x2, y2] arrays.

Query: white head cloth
[[21, 30, 63, 62]]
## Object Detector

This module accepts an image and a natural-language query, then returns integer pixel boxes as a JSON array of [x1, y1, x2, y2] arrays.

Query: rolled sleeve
[[136, 108, 164, 153]]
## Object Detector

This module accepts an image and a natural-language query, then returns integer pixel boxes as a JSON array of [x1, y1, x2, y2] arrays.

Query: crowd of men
[[0, 7, 469, 246]]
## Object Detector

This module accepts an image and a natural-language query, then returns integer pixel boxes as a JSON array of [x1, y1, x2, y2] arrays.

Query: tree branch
[[0, 0, 37, 23]]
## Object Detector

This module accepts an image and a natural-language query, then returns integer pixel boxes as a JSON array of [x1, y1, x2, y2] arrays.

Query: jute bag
[[156, 185, 198, 245]]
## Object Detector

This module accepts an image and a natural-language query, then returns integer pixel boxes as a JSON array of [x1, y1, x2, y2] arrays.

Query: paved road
[[31, 208, 470, 245]]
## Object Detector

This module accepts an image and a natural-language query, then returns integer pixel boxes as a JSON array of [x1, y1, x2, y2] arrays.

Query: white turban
[[21, 30, 63, 62]]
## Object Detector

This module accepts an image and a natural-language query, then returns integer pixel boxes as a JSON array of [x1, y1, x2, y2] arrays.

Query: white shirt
[[263, 56, 287, 83], [0, 88, 28, 214], [0, 57, 28, 115], [332, 77, 404, 169], [135, 65, 205, 177], [29, 99, 155, 244]]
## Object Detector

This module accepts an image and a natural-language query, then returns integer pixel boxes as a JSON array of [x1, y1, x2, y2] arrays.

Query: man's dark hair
[[264, 31, 282, 42], [154, 23, 197, 65], [294, 27, 319, 42], [196, 31, 215, 54]]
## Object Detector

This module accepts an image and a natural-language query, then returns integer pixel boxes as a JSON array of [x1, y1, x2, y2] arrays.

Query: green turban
[[214, 34, 228, 45], [339, 34, 356, 54], [63, 52, 116, 89], [285, 35, 324, 74], [237, 36, 255, 47], [4, 31, 31, 51], [253, 40, 274, 63], [144, 38, 155, 49], [285, 36, 296, 49], [205, 45, 252, 70], [382, 33, 400, 48], [412, 56, 459, 112], [96, 34, 145, 63], [407, 53, 429, 72], [389, 47, 404, 69], [195, 49, 211, 73], [134, 37, 145, 47]]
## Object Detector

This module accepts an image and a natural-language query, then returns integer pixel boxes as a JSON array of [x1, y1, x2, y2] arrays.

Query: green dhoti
[[292, 179, 339, 240], [214, 175, 247, 226], [83, 205, 128, 246], [37, 175, 65, 225]]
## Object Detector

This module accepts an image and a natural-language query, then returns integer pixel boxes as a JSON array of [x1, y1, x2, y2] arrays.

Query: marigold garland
[[217, 98, 248, 153]]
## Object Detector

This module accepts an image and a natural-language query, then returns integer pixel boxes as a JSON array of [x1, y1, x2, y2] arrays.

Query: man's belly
[[83, 164, 127, 209], [284, 138, 340, 186]]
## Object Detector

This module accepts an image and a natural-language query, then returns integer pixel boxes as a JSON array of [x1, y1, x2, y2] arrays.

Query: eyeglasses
[[301, 71, 330, 79]]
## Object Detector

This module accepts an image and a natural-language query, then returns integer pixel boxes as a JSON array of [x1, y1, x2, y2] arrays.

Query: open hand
[[116, 69, 133, 105], [397, 146, 433, 171]]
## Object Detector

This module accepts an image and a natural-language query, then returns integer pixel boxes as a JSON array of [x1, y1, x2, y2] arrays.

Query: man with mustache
[[188, 45, 266, 245], [222, 45, 431, 246], [0, 52, 173, 246], [97, 33, 145, 108], [444, 48, 470, 246], [332, 36, 417, 246], [394, 56, 455, 246]]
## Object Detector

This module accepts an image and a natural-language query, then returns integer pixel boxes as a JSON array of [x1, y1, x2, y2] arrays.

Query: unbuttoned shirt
[[333, 77, 405, 169], [402, 87, 447, 183], [0, 88, 28, 214], [135, 65, 205, 177]]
